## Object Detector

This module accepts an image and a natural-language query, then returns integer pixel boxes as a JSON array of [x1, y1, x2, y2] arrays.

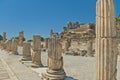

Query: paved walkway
[[0, 49, 41, 80], [0, 48, 120, 80], [0, 59, 11, 80]]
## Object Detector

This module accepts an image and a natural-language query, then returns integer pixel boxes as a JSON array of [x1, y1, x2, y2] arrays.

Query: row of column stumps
[[0, 0, 119, 80], [0, 32, 23, 55]]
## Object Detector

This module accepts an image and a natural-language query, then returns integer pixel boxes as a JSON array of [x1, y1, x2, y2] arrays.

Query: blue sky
[[0, 0, 120, 40]]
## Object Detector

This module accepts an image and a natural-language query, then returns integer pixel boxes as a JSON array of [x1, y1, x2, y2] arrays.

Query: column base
[[41, 69, 66, 80], [12, 51, 19, 55], [31, 63, 43, 68], [21, 56, 32, 61]]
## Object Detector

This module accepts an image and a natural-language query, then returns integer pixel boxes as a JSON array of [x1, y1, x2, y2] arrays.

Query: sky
[[0, 0, 120, 40]]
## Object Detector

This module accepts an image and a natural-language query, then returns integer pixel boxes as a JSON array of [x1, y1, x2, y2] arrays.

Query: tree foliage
[[116, 15, 120, 23], [10, 36, 26, 41]]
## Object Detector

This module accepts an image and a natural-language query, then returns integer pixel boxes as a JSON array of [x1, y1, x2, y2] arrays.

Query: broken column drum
[[31, 35, 43, 68], [21, 42, 32, 61], [42, 36, 66, 80]]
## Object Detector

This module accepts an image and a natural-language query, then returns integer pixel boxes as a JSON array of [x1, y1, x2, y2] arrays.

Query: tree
[[10, 36, 26, 41], [27, 40, 33, 42], [41, 36, 44, 41], [116, 15, 120, 23]]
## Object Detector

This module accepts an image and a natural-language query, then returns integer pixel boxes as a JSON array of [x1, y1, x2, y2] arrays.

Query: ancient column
[[65, 38, 71, 51], [1, 32, 6, 49], [31, 35, 43, 67], [45, 38, 49, 49], [50, 29, 53, 38], [96, 0, 118, 80], [11, 39, 18, 55], [42, 35, 66, 80], [3, 32, 6, 42], [5, 40, 9, 51], [21, 42, 32, 61], [86, 40, 93, 57], [8, 40, 12, 52], [19, 31, 24, 46]]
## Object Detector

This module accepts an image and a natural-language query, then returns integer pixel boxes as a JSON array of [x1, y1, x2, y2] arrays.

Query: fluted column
[[96, 0, 118, 80]]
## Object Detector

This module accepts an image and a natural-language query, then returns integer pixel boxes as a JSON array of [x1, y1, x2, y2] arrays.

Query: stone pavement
[[0, 59, 11, 80], [0, 48, 120, 80], [0, 49, 41, 80]]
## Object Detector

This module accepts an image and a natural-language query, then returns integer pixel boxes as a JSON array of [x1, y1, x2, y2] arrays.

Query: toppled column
[[96, 0, 118, 80], [19, 31, 24, 46], [31, 35, 43, 68], [11, 39, 18, 55], [42, 35, 66, 80], [21, 42, 32, 61]]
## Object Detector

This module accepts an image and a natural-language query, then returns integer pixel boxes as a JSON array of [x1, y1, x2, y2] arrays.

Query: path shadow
[[65, 76, 78, 80]]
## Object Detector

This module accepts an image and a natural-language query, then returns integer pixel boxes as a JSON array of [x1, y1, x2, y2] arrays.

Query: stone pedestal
[[96, 0, 118, 80], [21, 42, 31, 61], [31, 35, 43, 68], [42, 35, 66, 80]]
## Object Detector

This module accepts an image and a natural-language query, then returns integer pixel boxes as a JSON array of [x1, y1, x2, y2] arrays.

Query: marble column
[[8, 40, 12, 52], [19, 31, 24, 46], [21, 42, 32, 61], [11, 39, 18, 55], [3, 32, 6, 42], [96, 0, 118, 80], [65, 38, 71, 51], [86, 40, 93, 57], [31, 35, 43, 68], [45, 38, 49, 49], [42, 35, 66, 80]]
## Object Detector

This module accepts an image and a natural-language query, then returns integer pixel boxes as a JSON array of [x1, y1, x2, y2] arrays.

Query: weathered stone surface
[[31, 35, 43, 68], [42, 35, 66, 80], [21, 42, 31, 61], [96, 0, 118, 80]]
